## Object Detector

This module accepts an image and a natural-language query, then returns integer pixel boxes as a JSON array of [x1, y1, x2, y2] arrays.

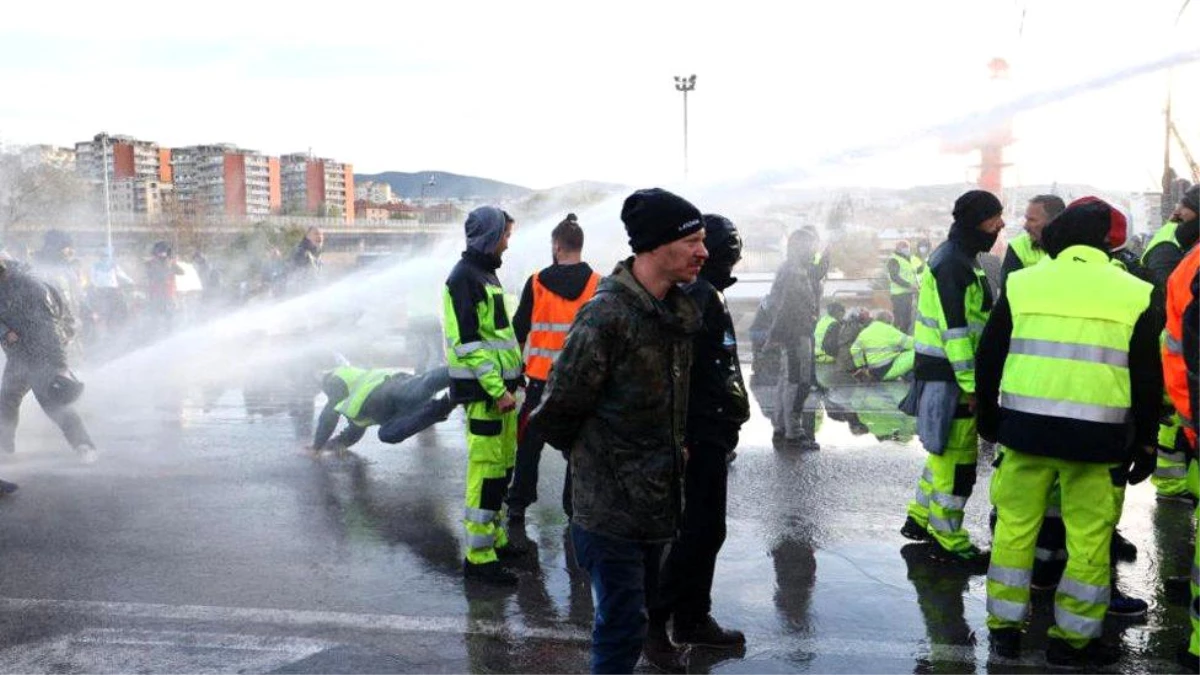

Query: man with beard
[[900, 190, 1003, 570], [531, 188, 705, 674]]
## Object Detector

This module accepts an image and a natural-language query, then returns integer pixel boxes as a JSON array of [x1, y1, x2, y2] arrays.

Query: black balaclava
[[698, 213, 742, 290], [948, 190, 1003, 254]]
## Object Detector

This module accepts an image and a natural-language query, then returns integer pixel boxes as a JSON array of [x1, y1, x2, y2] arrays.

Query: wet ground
[[0, 374, 1192, 674]]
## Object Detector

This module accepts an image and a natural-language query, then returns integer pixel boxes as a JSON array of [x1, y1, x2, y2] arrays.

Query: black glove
[[1126, 445, 1157, 485], [976, 406, 999, 443]]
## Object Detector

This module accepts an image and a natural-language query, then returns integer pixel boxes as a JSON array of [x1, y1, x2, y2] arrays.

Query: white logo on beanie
[[678, 218, 701, 232]]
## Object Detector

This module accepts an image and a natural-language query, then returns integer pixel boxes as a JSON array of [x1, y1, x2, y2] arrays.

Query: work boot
[[495, 540, 532, 562], [672, 614, 745, 649], [1044, 637, 1120, 668], [642, 622, 686, 673], [900, 516, 932, 542], [0, 478, 18, 496], [1109, 530, 1137, 562], [988, 628, 1021, 660], [462, 560, 518, 587], [1107, 588, 1148, 617], [930, 543, 990, 574]]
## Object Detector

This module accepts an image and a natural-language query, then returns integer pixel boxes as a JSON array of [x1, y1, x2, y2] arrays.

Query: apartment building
[[74, 133, 170, 214], [280, 153, 355, 222], [172, 144, 282, 217]]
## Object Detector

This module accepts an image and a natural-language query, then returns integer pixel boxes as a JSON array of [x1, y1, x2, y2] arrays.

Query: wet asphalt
[[0, 376, 1192, 674]]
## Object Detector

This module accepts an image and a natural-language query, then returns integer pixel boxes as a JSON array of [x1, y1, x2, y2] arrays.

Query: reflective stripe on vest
[[913, 254, 991, 389], [1001, 244, 1151, 426], [850, 320, 911, 370], [525, 270, 600, 381], [442, 273, 524, 400], [1163, 245, 1199, 428]]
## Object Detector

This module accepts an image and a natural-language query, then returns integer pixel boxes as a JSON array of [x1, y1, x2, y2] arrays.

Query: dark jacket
[[975, 282, 1162, 464], [683, 277, 750, 452], [765, 258, 816, 344], [913, 225, 995, 383], [512, 262, 597, 345], [0, 270, 75, 370], [999, 246, 1024, 289], [1144, 218, 1199, 293], [530, 258, 701, 542]]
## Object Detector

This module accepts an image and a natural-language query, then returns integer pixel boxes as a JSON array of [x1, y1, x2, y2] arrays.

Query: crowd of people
[[0, 180, 1195, 673], [435, 184, 1198, 673], [894, 186, 1199, 670]]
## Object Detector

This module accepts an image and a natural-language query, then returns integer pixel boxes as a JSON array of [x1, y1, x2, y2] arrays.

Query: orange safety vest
[[1164, 245, 1199, 447], [524, 270, 601, 381]]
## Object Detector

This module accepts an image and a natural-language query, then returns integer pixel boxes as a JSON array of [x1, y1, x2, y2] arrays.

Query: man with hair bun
[[506, 212, 600, 522]]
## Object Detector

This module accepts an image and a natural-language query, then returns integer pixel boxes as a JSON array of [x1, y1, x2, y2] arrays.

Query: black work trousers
[[652, 439, 730, 624], [891, 292, 915, 334], [507, 379, 572, 514], [0, 358, 92, 453]]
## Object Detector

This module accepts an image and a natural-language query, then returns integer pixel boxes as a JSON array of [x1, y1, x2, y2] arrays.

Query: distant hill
[[354, 171, 533, 201]]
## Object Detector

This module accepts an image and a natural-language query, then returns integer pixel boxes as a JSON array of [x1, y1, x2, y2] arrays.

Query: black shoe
[[642, 624, 687, 673], [1178, 647, 1199, 674], [672, 614, 746, 649], [1045, 637, 1120, 669], [900, 516, 932, 542], [1109, 530, 1137, 562], [0, 478, 17, 495], [462, 560, 518, 586], [495, 541, 531, 561], [930, 543, 990, 574], [989, 628, 1021, 660], [1107, 588, 1148, 617]]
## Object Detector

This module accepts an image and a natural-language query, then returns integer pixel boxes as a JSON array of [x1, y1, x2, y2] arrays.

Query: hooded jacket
[[530, 258, 701, 541], [0, 268, 75, 370], [442, 206, 522, 402], [912, 220, 997, 385]]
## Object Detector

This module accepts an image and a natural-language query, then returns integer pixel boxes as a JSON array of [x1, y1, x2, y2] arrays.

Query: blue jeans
[[571, 523, 665, 674]]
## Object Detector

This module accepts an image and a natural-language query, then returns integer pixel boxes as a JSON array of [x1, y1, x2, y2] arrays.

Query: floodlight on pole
[[673, 74, 696, 180]]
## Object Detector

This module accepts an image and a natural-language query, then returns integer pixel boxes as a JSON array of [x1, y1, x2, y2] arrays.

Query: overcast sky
[[1, 0, 1196, 192]]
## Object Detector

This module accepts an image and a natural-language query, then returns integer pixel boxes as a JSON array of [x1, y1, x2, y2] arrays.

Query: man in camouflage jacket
[[531, 188, 705, 674]]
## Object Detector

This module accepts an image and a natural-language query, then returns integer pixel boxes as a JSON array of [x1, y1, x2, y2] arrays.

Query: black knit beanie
[[621, 188, 704, 253], [952, 190, 1004, 229], [1183, 184, 1199, 214]]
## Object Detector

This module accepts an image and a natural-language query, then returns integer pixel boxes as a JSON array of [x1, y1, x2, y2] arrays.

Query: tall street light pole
[[674, 74, 696, 180], [98, 132, 113, 254]]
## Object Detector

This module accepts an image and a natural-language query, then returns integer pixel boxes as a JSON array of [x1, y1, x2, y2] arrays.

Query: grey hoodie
[[464, 206, 507, 255]]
